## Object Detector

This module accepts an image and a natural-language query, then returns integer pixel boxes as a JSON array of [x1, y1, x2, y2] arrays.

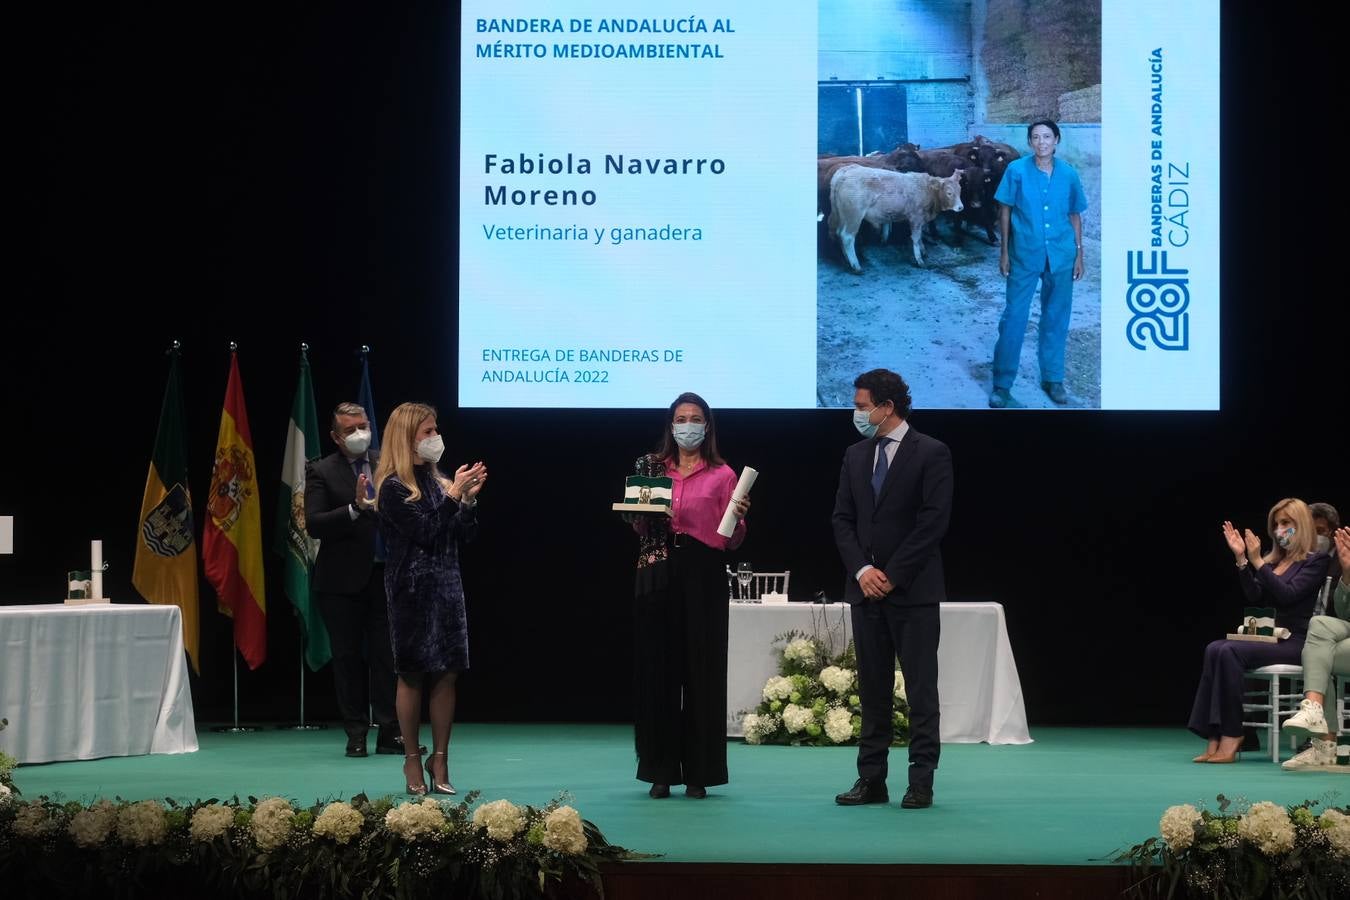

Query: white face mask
[[416, 434, 444, 463], [1316, 534, 1331, 553], [343, 429, 371, 455], [672, 422, 705, 450]]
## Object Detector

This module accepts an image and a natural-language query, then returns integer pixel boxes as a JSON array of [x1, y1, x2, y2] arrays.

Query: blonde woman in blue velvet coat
[[374, 402, 486, 796]]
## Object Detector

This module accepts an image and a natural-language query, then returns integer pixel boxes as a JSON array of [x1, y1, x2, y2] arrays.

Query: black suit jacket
[[304, 450, 380, 594], [832, 426, 953, 606]]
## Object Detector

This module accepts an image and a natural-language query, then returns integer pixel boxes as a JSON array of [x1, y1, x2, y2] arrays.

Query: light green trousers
[[1302, 614, 1350, 700]]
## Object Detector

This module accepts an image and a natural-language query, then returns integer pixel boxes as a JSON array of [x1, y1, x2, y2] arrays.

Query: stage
[[11, 724, 1345, 896]]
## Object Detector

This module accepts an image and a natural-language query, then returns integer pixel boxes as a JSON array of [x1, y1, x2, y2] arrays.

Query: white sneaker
[[1282, 699, 1328, 738], [1282, 738, 1335, 770]]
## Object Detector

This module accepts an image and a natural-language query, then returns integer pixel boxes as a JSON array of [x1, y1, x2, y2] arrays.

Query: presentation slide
[[459, 0, 1218, 410]]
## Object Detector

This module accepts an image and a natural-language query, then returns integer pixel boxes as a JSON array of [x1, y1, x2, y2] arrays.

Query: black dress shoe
[[685, 785, 707, 799], [375, 735, 427, 755], [648, 783, 670, 799], [345, 736, 368, 758], [835, 777, 888, 805], [901, 786, 933, 809]]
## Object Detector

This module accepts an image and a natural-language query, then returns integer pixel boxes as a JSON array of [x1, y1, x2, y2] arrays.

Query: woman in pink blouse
[[629, 392, 749, 799]]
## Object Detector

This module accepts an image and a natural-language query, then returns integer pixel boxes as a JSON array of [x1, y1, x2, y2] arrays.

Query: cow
[[827, 165, 963, 272], [816, 143, 923, 222]]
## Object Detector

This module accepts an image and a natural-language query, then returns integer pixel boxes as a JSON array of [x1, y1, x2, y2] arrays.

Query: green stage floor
[[12, 725, 1348, 865]]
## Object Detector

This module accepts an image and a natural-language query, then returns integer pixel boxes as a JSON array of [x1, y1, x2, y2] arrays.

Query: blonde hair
[[1264, 498, 1315, 564], [373, 402, 452, 506]]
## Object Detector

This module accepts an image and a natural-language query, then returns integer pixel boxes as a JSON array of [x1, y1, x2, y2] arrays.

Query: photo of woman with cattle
[[816, 0, 1102, 410]]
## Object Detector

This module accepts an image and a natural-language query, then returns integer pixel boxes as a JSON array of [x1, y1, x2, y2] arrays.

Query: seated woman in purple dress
[[374, 402, 487, 795], [1188, 498, 1329, 762]]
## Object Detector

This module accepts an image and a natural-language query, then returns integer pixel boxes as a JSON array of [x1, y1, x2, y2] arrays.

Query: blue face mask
[[672, 422, 705, 450], [853, 408, 879, 438], [1275, 526, 1295, 549]]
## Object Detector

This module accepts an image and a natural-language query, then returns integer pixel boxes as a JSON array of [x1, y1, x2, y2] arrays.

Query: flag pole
[[211, 649, 260, 733], [278, 626, 324, 730]]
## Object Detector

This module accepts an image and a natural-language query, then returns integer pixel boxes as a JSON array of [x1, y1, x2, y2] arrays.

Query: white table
[[727, 601, 1031, 744], [0, 604, 198, 764]]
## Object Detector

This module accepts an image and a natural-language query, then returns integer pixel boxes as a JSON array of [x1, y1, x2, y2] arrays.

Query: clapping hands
[[1222, 520, 1266, 568]]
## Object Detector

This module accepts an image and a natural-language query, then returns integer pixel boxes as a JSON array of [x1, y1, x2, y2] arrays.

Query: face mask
[[672, 422, 705, 450], [853, 408, 879, 438], [1316, 534, 1331, 553], [416, 434, 444, 463], [343, 429, 371, 455], [1275, 526, 1295, 549]]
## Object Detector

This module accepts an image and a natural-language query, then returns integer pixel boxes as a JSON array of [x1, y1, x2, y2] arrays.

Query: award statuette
[[613, 453, 674, 516], [1226, 606, 1281, 642]]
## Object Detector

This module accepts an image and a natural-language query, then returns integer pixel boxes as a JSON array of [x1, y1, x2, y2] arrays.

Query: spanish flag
[[132, 347, 201, 672], [203, 351, 266, 669]]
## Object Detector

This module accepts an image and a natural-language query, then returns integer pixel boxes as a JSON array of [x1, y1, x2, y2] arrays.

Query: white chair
[[1242, 576, 1333, 762], [726, 567, 790, 602]]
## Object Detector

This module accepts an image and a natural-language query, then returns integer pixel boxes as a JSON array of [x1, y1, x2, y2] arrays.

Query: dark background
[[4, 4, 1338, 727]]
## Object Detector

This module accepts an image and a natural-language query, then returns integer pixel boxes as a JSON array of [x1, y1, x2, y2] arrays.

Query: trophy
[[612, 453, 674, 516]]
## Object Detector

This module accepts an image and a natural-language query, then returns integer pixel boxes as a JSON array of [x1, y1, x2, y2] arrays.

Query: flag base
[[276, 723, 327, 731], [209, 724, 262, 733]]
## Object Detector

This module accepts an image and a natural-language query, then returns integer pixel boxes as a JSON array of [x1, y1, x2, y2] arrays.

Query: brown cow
[[827, 165, 963, 272]]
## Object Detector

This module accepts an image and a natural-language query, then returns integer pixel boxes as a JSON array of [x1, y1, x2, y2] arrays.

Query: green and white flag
[[274, 348, 331, 670]]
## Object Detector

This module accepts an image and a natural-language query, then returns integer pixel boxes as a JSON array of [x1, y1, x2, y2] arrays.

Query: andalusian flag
[[132, 347, 201, 672], [274, 349, 330, 671], [203, 351, 267, 669]]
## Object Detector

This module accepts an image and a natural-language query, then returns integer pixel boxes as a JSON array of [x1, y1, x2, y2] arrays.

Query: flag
[[274, 349, 330, 671], [132, 347, 201, 672], [203, 351, 267, 669], [357, 350, 380, 450]]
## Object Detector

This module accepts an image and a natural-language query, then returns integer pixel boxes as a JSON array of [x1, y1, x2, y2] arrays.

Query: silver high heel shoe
[[424, 750, 456, 795], [404, 752, 428, 796]]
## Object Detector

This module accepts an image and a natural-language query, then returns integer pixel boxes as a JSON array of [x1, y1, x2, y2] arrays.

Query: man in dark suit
[[831, 369, 953, 809], [304, 401, 410, 757]]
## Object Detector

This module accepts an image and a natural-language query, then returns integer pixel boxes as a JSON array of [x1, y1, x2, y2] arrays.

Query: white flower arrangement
[[761, 676, 794, 702], [824, 707, 853, 744], [819, 666, 855, 695], [782, 638, 817, 668], [250, 797, 296, 851], [384, 797, 447, 841], [1321, 808, 1350, 858], [473, 798, 526, 841], [1158, 804, 1202, 852], [745, 631, 909, 748], [541, 805, 587, 855], [781, 703, 813, 734], [68, 798, 118, 849], [1237, 801, 1296, 857], [189, 803, 236, 843], [116, 799, 168, 847], [312, 800, 364, 845], [13, 802, 56, 839]]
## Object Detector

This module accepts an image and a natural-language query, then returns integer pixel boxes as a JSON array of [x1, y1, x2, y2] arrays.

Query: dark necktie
[[871, 437, 894, 500], [352, 457, 365, 484]]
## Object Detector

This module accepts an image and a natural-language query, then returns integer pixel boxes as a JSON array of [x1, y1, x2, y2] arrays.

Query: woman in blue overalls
[[989, 120, 1087, 408]]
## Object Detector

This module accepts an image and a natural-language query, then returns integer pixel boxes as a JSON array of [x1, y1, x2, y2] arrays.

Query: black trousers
[[317, 565, 397, 738], [633, 538, 729, 787], [851, 599, 941, 789]]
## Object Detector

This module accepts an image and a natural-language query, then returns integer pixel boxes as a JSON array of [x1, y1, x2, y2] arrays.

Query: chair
[[1242, 576, 1333, 762], [726, 566, 790, 602]]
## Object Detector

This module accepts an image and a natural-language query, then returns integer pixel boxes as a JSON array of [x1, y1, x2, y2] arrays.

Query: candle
[[91, 539, 103, 600]]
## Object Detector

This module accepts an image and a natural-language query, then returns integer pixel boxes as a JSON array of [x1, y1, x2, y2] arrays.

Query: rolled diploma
[[717, 467, 758, 538], [91, 539, 103, 599]]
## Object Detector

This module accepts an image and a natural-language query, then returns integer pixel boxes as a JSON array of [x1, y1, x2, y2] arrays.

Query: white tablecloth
[[0, 604, 198, 764], [727, 601, 1031, 744]]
